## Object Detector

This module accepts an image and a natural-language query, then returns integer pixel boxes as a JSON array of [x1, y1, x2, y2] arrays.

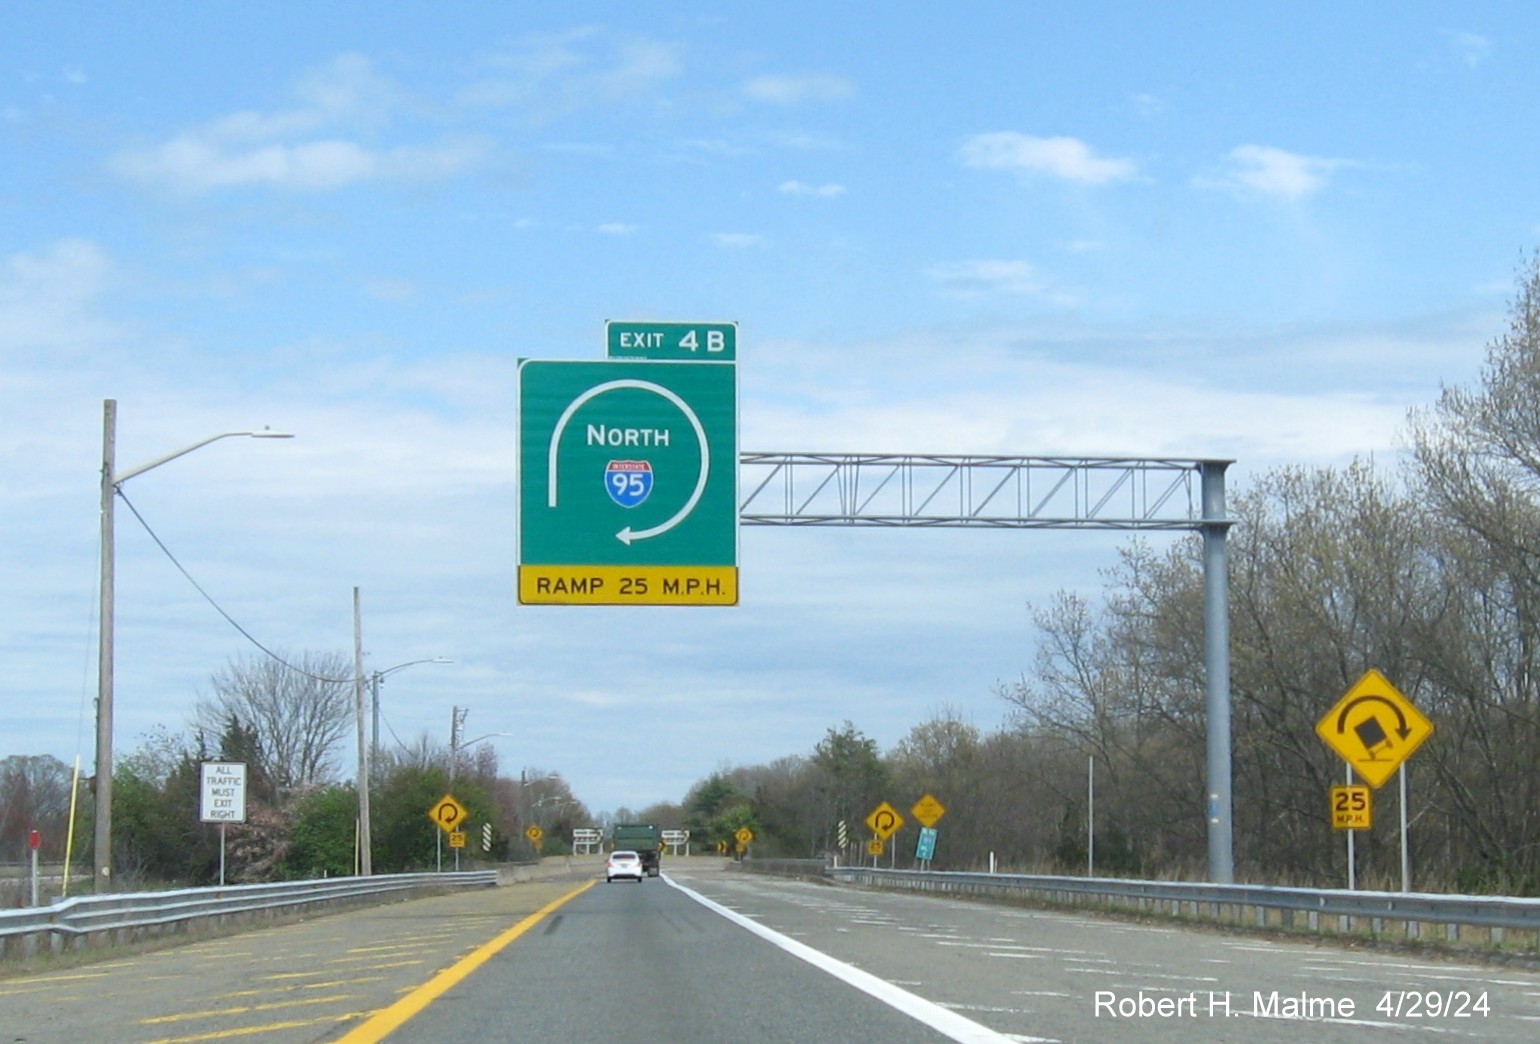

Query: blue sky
[[2, 4, 1534, 816]]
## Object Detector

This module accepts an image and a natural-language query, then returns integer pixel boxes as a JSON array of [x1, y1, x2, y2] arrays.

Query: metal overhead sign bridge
[[515, 322, 1238, 882], [737, 453, 1220, 531]]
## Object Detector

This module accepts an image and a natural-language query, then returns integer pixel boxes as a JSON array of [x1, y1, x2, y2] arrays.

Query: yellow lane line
[[0, 969, 114, 986], [147, 1014, 356, 1043], [335, 880, 596, 1044], [140, 993, 354, 1024], [220, 976, 384, 997]]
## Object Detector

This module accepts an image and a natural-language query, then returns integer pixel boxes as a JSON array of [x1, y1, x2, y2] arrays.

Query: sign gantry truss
[[736, 450, 1238, 885], [738, 452, 1230, 531]]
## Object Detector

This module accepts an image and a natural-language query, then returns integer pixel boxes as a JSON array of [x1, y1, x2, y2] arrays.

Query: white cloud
[[768, 131, 847, 152], [1131, 92, 1166, 119], [1197, 144, 1348, 201], [0, 238, 119, 352], [743, 73, 855, 104], [109, 53, 488, 194], [1444, 29, 1493, 68], [688, 138, 755, 158], [112, 135, 489, 194], [597, 223, 639, 236], [777, 180, 846, 198], [959, 132, 1137, 185], [362, 278, 422, 303], [202, 54, 403, 144], [711, 232, 763, 248], [925, 259, 1074, 303], [458, 31, 682, 119]]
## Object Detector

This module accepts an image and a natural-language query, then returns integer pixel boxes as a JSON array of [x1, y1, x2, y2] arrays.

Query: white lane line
[[664, 874, 1015, 1044]]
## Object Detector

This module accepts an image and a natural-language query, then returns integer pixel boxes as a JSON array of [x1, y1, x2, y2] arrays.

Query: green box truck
[[611, 823, 661, 876]]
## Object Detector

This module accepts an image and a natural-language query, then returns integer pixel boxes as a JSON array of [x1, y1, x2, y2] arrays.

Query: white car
[[606, 850, 644, 883]]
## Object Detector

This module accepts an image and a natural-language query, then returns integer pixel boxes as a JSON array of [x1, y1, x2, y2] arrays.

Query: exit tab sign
[[607, 320, 736, 361]]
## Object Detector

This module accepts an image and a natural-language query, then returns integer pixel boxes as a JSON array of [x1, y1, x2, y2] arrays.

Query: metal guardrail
[[736, 860, 1540, 951], [0, 871, 498, 961]]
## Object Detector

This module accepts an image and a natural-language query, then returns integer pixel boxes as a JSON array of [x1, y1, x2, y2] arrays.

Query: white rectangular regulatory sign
[[200, 761, 248, 823]]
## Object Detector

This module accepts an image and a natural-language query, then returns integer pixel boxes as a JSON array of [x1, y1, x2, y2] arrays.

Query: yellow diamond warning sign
[[911, 794, 947, 828], [428, 794, 469, 834], [1316, 669, 1434, 789], [865, 801, 904, 840]]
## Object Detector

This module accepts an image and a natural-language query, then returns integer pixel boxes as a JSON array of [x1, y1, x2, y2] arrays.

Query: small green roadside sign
[[607, 320, 737, 361], [517, 358, 737, 605]]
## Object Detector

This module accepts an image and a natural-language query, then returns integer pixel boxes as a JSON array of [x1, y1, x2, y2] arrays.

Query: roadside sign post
[[200, 762, 248, 886], [909, 794, 945, 870], [428, 794, 469, 874], [915, 827, 938, 866], [865, 802, 905, 869], [1316, 670, 1434, 891], [518, 357, 738, 605], [29, 829, 40, 906]]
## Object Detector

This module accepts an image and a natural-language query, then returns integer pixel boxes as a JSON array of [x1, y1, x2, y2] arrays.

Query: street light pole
[[371, 658, 453, 762], [96, 403, 117, 896], [353, 588, 369, 876], [359, 655, 451, 876], [447, 706, 509, 784], [95, 399, 292, 893], [444, 708, 510, 872]]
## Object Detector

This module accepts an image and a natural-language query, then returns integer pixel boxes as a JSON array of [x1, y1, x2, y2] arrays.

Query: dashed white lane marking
[[666, 874, 1017, 1044]]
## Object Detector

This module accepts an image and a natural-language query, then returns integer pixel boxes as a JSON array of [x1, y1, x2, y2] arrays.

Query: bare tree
[[0, 755, 76, 860], [1408, 253, 1540, 890], [196, 651, 353, 795]]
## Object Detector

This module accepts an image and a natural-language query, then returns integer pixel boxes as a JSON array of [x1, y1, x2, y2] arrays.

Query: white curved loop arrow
[[546, 379, 709, 545]]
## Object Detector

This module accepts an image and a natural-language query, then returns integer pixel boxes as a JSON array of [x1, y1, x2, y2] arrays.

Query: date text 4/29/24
[[518, 566, 738, 606]]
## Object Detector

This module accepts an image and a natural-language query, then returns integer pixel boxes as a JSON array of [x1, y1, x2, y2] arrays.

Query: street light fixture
[[95, 399, 292, 892], [442, 712, 510, 873], [448, 704, 519, 783], [369, 658, 454, 761]]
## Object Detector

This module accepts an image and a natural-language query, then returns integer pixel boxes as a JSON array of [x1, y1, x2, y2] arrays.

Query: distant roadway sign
[[428, 794, 468, 834], [865, 801, 904, 840], [200, 761, 248, 824], [518, 358, 738, 605], [911, 794, 947, 828], [607, 320, 737, 361]]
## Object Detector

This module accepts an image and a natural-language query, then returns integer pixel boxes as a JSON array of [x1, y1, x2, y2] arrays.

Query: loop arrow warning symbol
[[428, 793, 469, 834], [1316, 669, 1434, 788]]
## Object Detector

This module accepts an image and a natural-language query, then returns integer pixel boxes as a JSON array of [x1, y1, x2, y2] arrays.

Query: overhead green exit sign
[[517, 358, 738, 605], [606, 320, 737, 361]]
